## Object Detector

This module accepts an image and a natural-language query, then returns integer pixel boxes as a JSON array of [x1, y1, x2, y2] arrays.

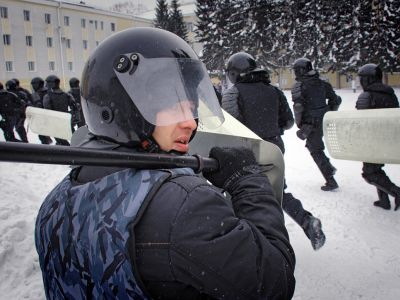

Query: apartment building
[[0, 0, 152, 89]]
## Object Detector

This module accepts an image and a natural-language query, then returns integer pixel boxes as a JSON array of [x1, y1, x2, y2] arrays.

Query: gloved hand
[[203, 147, 259, 191]]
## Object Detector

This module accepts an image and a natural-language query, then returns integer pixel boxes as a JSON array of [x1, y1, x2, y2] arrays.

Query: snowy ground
[[0, 89, 399, 299]]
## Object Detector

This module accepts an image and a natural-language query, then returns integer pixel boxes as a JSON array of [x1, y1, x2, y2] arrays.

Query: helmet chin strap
[[140, 119, 199, 154], [140, 136, 161, 153]]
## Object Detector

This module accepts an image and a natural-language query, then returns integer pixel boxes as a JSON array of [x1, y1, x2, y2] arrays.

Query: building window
[[81, 18, 86, 28], [49, 61, 55, 71], [26, 36, 33, 46], [47, 37, 53, 48], [28, 61, 35, 71], [64, 16, 70, 26], [5, 61, 13, 72], [68, 62, 73, 71], [83, 40, 88, 49], [45, 13, 51, 24], [100, 21, 104, 30], [3, 34, 11, 45], [66, 39, 71, 48], [23, 10, 30, 21], [0, 7, 8, 19], [94, 20, 98, 29], [111, 23, 115, 32]]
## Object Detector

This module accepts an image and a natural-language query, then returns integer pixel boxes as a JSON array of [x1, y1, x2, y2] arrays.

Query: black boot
[[302, 216, 326, 251], [389, 187, 400, 211], [373, 189, 390, 210], [321, 176, 338, 191]]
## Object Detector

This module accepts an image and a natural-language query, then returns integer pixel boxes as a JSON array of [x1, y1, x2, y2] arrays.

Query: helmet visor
[[115, 53, 224, 128]]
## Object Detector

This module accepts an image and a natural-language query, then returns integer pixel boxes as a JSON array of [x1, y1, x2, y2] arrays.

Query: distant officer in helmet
[[43, 75, 78, 145], [223, 52, 326, 250], [68, 77, 85, 130], [30, 77, 53, 144], [0, 82, 21, 142], [12, 78, 33, 106], [5, 79, 29, 143], [291, 58, 342, 191], [356, 63, 400, 211], [35, 28, 295, 300]]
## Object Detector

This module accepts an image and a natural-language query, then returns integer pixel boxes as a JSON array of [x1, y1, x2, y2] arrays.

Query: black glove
[[203, 147, 259, 191]]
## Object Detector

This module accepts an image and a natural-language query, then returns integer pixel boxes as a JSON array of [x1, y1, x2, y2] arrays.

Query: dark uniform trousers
[[305, 117, 336, 181], [268, 135, 311, 226]]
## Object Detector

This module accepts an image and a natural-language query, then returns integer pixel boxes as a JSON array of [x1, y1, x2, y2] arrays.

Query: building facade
[[0, 0, 152, 89]]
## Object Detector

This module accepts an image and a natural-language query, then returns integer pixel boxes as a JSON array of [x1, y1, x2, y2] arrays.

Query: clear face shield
[[114, 53, 224, 128]]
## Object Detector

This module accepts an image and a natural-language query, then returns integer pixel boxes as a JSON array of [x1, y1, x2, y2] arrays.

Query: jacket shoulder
[[356, 91, 371, 109], [166, 173, 210, 193]]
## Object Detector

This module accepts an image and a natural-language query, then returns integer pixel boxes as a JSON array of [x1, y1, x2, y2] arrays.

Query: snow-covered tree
[[326, 0, 360, 73], [154, 0, 170, 30], [195, 0, 234, 72], [248, 0, 281, 70], [194, 0, 400, 74], [168, 0, 189, 42], [363, 0, 400, 72]]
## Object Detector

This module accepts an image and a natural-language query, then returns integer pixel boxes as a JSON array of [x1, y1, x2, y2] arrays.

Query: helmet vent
[[101, 107, 113, 123]]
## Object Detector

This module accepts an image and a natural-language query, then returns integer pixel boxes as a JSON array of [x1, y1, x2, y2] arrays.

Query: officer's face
[[152, 101, 197, 154]]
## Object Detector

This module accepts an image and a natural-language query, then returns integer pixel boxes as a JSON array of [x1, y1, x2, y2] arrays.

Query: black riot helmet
[[12, 78, 20, 87], [69, 77, 80, 88], [31, 77, 45, 92], [80, 27, 224, 146], [5, 79, 17, 91], [358, 63, 383, 89], [45, 75, 60, 90], [293, 58, 313, 78], [226, 52, 264, 84]]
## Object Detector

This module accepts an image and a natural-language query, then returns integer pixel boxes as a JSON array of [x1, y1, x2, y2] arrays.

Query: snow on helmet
[[358, 63, 382, 89], [293, 58, 313, 78], [226, 52, 264, 84], [81, 27, 223, 145]]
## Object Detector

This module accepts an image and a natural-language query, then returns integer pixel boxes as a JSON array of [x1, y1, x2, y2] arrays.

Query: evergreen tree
[[195, 0, 235, 72], [326, 0, 360, 73], [195, 0, 400, 75], [385, 0, 400, 72], [226, 0, 251, 56], [195, 0, 218, 70], [248, 0, 281, 70], [281, 0, 311, 65], [154, 0, 170, 30], [366, 0, 400, 72], [168, 0, 189, 42]]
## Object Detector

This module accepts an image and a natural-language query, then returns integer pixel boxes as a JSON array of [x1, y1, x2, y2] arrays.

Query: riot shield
[[323, 108, 400, 164], [26, 106, 72, 140]]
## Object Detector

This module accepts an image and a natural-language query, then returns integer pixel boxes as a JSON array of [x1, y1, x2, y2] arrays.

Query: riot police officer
[[68, 77, 85, 130], [291, 58, 341, 191], [43, 75, 77, 145], [0, 82, 21, 142], [356, 63, 400, 211], [13, 78, 32, 106], [222, 52, 326, 250], [31, 77, 52, 144], [35, 28, 295, 300], [5, 79, 28, 142]]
